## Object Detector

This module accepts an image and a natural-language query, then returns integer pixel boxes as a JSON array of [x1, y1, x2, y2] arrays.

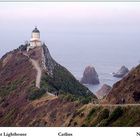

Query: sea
[[47, 33, 140, 93]]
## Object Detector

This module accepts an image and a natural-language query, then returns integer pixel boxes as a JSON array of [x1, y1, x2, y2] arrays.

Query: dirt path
[[22, 52, 42, 88], [30, 59, 42, 88], [47, 92, 55, 96]]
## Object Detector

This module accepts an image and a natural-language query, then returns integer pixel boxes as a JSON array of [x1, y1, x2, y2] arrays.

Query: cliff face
[[41, 44, 95, 98], [0, 44, 97, 126], [42, 44, 58, 75], [96, 84, 111, 99], [107, 65, 140, 104]]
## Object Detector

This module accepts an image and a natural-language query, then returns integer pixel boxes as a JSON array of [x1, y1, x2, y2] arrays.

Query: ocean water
[[47, 33, 140, 93]]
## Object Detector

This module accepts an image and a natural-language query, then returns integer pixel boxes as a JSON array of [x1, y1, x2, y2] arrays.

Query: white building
[[27, 27, 42, 51]]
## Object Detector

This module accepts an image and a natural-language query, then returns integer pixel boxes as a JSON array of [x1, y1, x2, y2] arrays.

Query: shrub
[[108, 107, 123, 123], [59, 93, 77, 102], [79, 96, 92, 105], [18, 44, 28, 51], [64, 94, 76, 102], [98, 119, 108, 127], [87, 108, 96, 120], [98, 107, 123, 127], [99, 106, 124, 126], [91, 109, 110, 126], [99, 109, 110, 120], [58, 92, 92, 104], [28, 88, 46, 100]]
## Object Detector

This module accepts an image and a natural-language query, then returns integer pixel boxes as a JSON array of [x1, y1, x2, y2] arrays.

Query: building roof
[[32, 27, 40, 33]]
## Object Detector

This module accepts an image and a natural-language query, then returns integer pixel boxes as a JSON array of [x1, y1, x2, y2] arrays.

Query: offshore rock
[[81, 66, 99, 85], [113, 65, 129, 78]]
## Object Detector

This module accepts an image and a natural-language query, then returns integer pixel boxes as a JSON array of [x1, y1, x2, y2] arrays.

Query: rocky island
[[80, 66, 100, 85], [112, 65, 129, 78]]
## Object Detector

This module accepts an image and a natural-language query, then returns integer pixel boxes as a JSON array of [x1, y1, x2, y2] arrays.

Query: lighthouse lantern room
[[27, 27, 42, 51]]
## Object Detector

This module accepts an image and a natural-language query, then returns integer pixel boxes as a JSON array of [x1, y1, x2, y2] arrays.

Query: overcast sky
[[0, 2, 140, 58], [1, 2, 140, 24]]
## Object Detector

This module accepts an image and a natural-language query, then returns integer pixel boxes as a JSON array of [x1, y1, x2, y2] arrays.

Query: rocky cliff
[[107, 64, 140, 104], [96, 84, 111, 99], [0, 44, 97, 126]]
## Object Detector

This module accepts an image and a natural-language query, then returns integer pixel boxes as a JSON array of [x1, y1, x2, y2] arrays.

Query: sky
[[0, 2, 140, 49], [0, 2, 140, 66], [1, 2, 140, 91]]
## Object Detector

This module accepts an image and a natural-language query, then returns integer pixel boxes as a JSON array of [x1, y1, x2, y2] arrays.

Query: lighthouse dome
[[31, 27, 40, 39], [32, 27, 40, 33]]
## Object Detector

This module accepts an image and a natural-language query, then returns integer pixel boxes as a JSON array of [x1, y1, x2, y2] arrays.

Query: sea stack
[[113, 65, 129, 78], [81, 66, 99, 85]]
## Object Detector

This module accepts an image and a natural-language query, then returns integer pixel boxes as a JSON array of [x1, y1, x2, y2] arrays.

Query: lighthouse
[[27, 27, 42, 51]]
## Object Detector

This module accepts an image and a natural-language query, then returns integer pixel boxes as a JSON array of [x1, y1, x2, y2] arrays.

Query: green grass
[[40, 65, 96, 101], [97, 107, 123, 126], [72, 106, 140, 127], [91, 108, 110, 126], [27, 87, 46, 101], [85, 107, 100, 125], [111, 106, 140, 126], [107, 107, 123, 125], [87, 108, 96, 120]]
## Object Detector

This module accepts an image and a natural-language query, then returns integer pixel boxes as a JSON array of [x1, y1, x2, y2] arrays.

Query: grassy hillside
[[40, 64, 97, 102], [107, 64, 140, 104], [68, 104, 140, 127]]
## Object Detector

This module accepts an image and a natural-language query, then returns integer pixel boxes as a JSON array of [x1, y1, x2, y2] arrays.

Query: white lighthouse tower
[[27, 27, 42, 51]]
